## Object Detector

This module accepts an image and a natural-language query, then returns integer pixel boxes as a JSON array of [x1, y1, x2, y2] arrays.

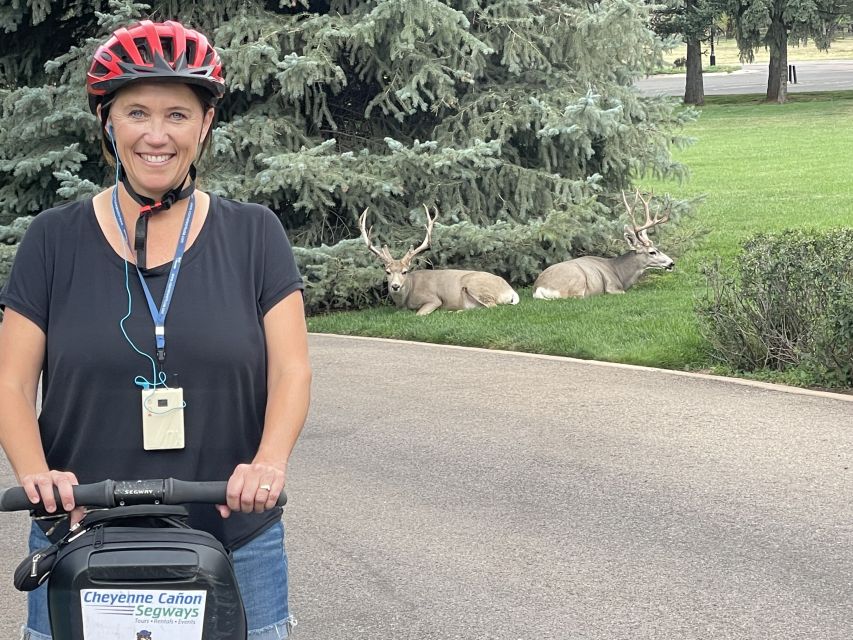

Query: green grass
[[308, 285, 702, 368], [308, 92, 853, 381]]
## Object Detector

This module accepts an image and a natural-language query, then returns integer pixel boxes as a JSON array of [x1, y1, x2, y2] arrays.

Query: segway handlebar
[[0, 479, 287, 512]]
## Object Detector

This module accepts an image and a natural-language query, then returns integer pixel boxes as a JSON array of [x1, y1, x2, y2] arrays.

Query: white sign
[[80, 589, 207, 640]]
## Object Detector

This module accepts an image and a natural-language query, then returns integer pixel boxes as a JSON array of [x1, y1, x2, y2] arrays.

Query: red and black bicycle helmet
[[86, 20, 225, 114]]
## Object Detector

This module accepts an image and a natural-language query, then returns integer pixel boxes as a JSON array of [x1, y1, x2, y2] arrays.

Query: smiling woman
[[105, 84, 214, 203], [0, 19, 310, 640], [87, 21, 224, 270], [95, 83, 216, 267]]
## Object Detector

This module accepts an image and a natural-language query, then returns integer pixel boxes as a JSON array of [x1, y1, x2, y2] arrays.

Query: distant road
[[636, 60, 853, 96]]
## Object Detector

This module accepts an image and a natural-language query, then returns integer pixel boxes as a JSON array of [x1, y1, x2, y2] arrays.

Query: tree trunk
[[683, 38, 705, 106], [765, 5, 788, 104]]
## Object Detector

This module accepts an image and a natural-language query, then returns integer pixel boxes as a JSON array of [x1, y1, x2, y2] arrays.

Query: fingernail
[[65, 503, 73, 510]]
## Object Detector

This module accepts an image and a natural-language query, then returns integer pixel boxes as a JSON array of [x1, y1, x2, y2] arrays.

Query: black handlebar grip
[[164, 479, 287, 507], [0, 481, 115, 511], [0, 486, 34, 512], [165, 479, 228, 504]]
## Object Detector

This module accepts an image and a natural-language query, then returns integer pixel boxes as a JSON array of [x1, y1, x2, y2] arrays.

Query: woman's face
[[105, 82, 214, 200]]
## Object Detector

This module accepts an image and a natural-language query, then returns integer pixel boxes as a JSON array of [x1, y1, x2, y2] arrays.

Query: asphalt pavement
[[0, 337, 850, 639], [284, 335, 851, 640], [636, 60, 853, 96]]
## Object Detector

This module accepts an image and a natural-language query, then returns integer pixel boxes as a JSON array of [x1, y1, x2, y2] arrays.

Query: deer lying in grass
[[360, 207, 520, 315], [533, 190, 675, 299]]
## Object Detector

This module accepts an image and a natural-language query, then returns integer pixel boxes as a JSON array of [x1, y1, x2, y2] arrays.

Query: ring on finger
[[258, 484, 272, 492]]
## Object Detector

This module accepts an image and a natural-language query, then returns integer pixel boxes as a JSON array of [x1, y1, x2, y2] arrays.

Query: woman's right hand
[[20, 470, 85, 526]]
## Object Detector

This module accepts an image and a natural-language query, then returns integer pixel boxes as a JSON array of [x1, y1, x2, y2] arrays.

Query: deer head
[[359, 206, 437, 299], [621, 189, 675, 271]]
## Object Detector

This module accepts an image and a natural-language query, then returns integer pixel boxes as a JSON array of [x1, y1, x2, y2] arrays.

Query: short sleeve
[[0, 215, 50, 332], [259, 208, 304, 315]]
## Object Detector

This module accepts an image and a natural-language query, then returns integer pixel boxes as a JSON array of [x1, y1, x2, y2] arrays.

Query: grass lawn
[[307, 91, 853, 382], [662, 31, 853, 67], [653, 64, 742, 75]]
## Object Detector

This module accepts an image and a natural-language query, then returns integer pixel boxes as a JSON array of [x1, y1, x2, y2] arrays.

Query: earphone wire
[[108, 128, 171, 397]]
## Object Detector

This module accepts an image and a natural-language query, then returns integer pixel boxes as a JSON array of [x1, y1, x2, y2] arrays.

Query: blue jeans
[[22, 519, 295, 639]]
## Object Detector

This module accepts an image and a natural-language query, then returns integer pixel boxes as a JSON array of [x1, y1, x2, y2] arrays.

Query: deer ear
[[624, 225, 639, 248]]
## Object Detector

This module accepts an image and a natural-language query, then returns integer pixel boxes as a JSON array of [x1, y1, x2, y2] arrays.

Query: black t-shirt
[[0, 193, 304, 549]]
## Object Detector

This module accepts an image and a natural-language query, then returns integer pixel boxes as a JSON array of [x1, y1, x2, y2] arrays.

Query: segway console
[[0, 479, 286, 640]]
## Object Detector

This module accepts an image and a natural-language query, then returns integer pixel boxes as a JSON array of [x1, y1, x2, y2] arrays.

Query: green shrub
[[697, 228, 853, 387]]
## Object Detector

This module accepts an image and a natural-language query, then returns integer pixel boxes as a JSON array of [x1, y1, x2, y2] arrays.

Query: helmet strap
[[118, 164, 197, 270]]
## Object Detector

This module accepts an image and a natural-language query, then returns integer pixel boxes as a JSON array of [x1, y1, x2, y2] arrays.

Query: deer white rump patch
[[532, 287, 561, 300]]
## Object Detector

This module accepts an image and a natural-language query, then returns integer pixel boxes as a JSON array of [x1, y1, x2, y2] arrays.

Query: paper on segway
[[81, 589, 207, 639]]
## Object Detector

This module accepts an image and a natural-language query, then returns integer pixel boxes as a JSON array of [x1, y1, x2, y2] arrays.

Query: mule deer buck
[[359, 207, 520, 315], [532, 190, 675, 299]]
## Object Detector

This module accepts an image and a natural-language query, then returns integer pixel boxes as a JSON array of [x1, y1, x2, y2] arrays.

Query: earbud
[[106, 122, 114, 141]]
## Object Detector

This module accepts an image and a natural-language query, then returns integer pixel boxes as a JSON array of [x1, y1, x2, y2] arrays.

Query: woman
[[0, 20, 311, 640]]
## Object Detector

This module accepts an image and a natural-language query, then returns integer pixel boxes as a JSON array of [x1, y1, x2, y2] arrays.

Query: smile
[[138, 153, 174, 164]]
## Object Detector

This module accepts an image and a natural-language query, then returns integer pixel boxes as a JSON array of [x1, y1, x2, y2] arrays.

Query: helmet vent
[[91, 61, 109, 78], [133, 38, 153, 64], [111, 41, 132, 64], [185, 41, 198, 66], [161, 36, 175, 61]]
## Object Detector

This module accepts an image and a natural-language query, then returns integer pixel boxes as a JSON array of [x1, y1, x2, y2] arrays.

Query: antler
[[622, 189, 670, 245], [402, 205, 437, 264], [358, 208, 393, 263]]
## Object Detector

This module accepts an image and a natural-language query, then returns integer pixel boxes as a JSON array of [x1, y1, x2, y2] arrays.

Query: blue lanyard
[[111, 187, 195, 363]]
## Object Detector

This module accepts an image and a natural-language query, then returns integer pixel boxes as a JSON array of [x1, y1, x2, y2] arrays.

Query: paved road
[[0, 334, 850, 639], [287, 336, 851, 639], [636, 60, 853, 96]]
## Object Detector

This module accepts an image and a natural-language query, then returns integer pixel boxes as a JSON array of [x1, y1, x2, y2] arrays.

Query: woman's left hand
[[217, 460, 286, 517]]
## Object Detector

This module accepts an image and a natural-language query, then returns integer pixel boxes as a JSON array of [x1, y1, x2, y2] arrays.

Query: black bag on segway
[[42, 505, 246, 640]]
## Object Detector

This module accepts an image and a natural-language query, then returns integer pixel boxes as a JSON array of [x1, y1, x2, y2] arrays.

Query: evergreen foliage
[[0, 0, 695, 313]]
